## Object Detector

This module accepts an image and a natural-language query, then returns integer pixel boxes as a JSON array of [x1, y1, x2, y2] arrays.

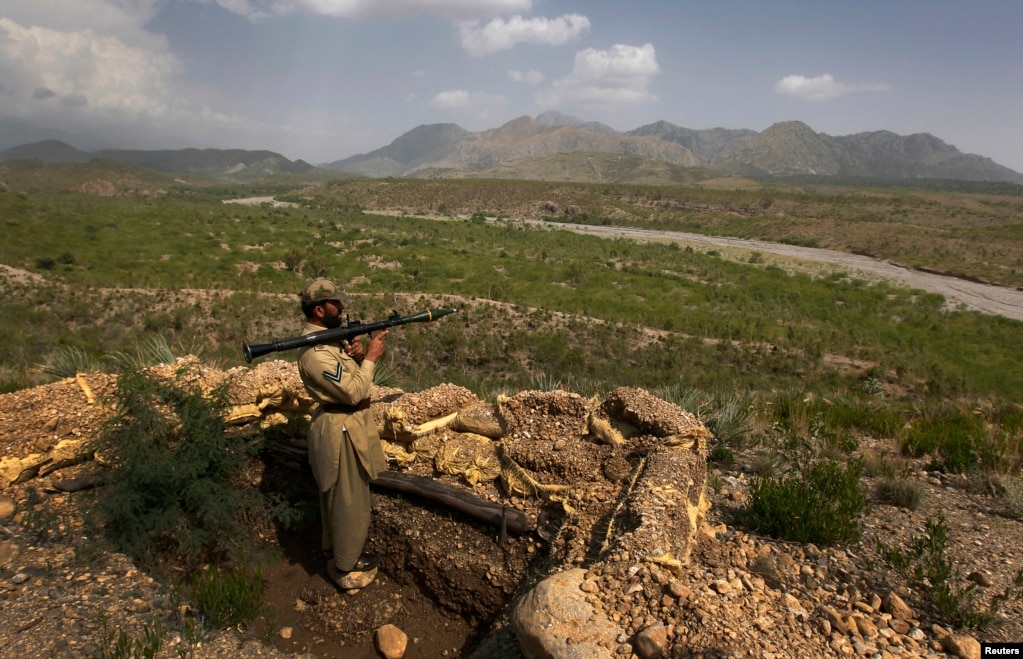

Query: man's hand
[[344, 339, 365, 361], [364, 330, 387, 363]]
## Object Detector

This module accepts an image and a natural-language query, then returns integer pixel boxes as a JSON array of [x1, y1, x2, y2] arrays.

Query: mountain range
[[2, 112, 1021, 184]]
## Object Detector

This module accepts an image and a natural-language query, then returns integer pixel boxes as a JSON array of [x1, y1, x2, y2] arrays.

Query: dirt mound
[[0, 357, 710, 657], [5, 357, 1021, 659]]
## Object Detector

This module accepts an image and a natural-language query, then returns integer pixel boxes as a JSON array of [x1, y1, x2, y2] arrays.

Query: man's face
[[321, 299, 344, 329]]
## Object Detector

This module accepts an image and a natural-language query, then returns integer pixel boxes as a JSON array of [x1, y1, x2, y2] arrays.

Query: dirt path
[[521, 219, 1023, 322]]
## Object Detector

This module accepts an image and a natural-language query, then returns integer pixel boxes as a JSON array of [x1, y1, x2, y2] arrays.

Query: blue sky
[[1, 0, 1021, 171]]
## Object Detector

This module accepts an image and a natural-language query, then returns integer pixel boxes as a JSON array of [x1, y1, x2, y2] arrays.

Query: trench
[[256, 458, 547, 658]]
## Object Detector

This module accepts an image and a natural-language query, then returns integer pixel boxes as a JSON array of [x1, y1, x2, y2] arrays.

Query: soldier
[[296, 278, 387, 592]]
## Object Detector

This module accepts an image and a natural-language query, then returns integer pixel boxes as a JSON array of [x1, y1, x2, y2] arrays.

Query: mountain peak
[[532, 111, 618, 136], [535, 110, 585, 127], [761, 120, 817, 136]]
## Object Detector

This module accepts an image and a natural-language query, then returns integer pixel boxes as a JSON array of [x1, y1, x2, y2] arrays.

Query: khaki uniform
[[297, 322, 387, 572]]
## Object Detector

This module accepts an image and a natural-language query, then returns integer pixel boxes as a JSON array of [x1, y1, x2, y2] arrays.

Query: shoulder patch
[[323, 363, 343, 383]]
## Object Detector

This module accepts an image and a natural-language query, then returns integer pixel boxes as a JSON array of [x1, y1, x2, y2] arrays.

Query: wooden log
[[49, 472, 107, 492], [372, 471, 533, 536], [14, 458, 52, 484]]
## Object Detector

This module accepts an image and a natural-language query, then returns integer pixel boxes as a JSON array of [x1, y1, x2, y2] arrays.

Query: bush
[[874, 475, 924, 510], [98, 616, 164, 659], [190, 564, 265, 629], [38, 345, 103, 379], [105, 335, 177, 373], [901, 411, 983, 473], [877, 515, 1023, 629], [92, 369, 293, 565], [740, 458, 866, 545], [709, 445, 735, 466]]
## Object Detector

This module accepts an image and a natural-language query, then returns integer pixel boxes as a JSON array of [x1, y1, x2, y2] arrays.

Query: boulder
[[512, 568, 621, 659]]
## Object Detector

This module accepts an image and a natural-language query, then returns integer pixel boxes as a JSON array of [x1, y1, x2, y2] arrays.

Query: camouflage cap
[[300, 278, 350, 305]]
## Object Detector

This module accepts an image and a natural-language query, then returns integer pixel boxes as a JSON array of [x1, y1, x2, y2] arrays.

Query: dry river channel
[[518, 218, 1023, 322]]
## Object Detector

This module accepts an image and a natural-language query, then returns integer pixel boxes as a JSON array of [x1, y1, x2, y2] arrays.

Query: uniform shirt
[[296, 322, 387, 488]]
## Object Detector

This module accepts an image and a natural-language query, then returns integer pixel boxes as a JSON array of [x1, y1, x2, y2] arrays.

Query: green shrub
[[740, 458, 866, 545], [38, 345, 104, 379], [105, 335, 177, 373], [92, 369, 292, 565], [901, 411, 983, 473], [98, 616, 164, 659], [709, 445, 735, 466], [190, 564, 265, 629], [877, 516, 1023, 629], [707, 393, 755, 447], [0, 377, 30, 394], [873, 475, 924, 510]]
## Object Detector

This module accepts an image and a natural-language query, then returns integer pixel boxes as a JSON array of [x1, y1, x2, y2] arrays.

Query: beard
[[322, 308, 343, 329]]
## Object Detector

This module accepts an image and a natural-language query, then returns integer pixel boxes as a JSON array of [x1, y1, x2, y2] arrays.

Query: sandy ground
[[522, 220, 1023, 322], [223, 196, 299, 208]]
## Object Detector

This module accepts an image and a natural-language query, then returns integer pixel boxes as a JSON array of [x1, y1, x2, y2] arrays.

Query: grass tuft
[[740, 457, 866, 545], [877, 515, 1023, 629], [190, 564, 265, 630]]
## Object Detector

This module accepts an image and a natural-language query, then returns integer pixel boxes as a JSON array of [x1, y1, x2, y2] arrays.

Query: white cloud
[[0, 12, 279, 154], [262, 0, 532, 20], [535, 43, 660, 108], [774, 73, 890, 102], [508, 69, 544, 85], [0, 17, 182, 120], [459, 13, 589, 57], [215, 0, 268, 19], [427, 89, 506, 110], [0, 0, 166, 48]]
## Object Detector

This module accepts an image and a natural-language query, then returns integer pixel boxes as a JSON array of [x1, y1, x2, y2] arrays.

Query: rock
[[883, 592, 914, 621], [821, 606, 849, 635], [966, 571, 993, 587], [667, 580, 691, 601], [0, 496, 15, 520], [853, 614, 878, 639], [279, 627, 292, 639], [512, 568, 621, 659], [375, 624, 408, 659], [0, 539, 21, 568], [633, 622, 668, 659], [328, 565, 378, 591], [942, 633, 980, 659]]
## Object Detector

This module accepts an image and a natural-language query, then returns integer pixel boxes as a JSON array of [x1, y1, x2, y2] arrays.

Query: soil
[[2, 361, 1023, 658], [2, 210, 1023, 657]]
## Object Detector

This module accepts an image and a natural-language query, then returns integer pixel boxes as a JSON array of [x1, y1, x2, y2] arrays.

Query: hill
[[4, 112, 1021, 184], [325, 115, 699, 177], [324, 114, 1023, 184], [0, 140, 315, 180], [716, 121, 1023, 182], [418, 151, 726, 186]]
